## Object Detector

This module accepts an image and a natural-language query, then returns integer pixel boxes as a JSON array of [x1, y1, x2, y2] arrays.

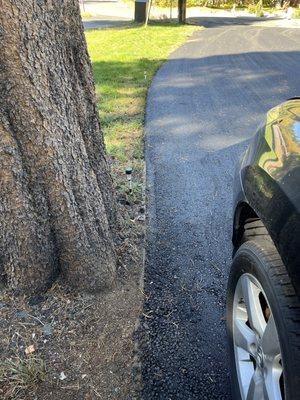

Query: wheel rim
[[233, 273, 284, 400]]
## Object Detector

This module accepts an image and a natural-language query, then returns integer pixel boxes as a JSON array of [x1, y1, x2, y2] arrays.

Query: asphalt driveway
[[141, 18, 300, 399]]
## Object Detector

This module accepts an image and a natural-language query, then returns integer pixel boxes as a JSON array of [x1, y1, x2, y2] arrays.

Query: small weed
[[0, 356, 46, 398]]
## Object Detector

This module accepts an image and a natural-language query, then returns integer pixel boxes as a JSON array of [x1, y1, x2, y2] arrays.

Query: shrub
[[153, 0, 236, 7], [255, 0, 264, 16], [153, 0, 275, 9], [248, 0, 264, 16], [247, 3, 256, 13], [153, 0, 206, 6], [293, 7, 300, 18]]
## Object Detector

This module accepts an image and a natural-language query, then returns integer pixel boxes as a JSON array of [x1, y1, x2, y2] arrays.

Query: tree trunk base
[[0, 0, 117, 294]]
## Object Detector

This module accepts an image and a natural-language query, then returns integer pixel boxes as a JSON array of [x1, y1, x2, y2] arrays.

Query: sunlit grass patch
[[80, 11, 93, 19], [85, 22, 199, 186]]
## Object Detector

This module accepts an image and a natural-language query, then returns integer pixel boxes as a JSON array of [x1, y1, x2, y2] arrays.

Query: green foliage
[[262, 0, 277, 7], [153, 0, 204, 7], [80, 11, 93, 19], [293, 7, 300, 18], [255, 0, 264, 16], [153, 0, 218, 7], [264, 7, 276, 14], [248, 0, 264, 16], [153, 0, 277, 8], [247, 3, 257, 13], [204, 1, 236, 7]]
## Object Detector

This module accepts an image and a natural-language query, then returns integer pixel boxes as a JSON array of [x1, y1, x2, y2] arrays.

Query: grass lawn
[[85, 22, 199, 195]]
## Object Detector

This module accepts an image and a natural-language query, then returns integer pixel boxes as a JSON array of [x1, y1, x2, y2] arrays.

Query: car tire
[[227, 237, 300, 400]]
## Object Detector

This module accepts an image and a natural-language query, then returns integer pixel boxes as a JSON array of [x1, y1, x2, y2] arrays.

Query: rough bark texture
[[178, 0, 186, 24], [0, 0, 117, 294]]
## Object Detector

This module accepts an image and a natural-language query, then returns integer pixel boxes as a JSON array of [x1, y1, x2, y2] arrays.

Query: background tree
[[290, 0, 300, 7], [0, 0, 117, 294], [178, 0, 187, 22]]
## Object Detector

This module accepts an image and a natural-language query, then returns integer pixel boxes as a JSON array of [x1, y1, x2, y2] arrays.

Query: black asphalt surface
[[140, 17, 300, 400]]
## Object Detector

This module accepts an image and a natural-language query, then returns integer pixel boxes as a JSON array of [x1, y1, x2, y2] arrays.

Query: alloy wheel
[[233, 273, 284, 400]]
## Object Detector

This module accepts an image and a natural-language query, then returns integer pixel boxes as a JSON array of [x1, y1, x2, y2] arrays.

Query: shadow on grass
[[91, 58, 164, 160], [92, 59, 164, 85]]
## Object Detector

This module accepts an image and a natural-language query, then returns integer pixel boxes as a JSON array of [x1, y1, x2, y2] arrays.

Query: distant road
[[83, 16, 130, 30]]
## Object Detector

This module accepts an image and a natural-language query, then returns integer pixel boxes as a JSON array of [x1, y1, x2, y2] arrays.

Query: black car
[[227, 98, 300, 400]]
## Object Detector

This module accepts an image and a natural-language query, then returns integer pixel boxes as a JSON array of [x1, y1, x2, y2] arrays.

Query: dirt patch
[[0, 185, 145, 400]]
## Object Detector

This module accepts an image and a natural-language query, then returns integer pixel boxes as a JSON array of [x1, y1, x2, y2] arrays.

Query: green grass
[[85, 22, 198, 180], [293, 8, 300, 19], [81, 11, 94, 19], [0, 356, 46, 398]]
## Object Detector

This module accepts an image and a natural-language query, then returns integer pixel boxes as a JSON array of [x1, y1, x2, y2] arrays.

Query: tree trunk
[[0, 0, 117, 294], [178, 0, 186, 23]]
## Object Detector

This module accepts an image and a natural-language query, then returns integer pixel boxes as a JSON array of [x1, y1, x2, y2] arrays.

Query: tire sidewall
[[226, 240, 294, 400]]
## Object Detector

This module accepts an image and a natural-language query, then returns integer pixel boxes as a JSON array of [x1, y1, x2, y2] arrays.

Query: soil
[[0, 178, 145, 400]]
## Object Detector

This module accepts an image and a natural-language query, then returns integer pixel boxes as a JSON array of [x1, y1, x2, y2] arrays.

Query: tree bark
[[0, 0, 117, 294], [178, 0, 186, 24]]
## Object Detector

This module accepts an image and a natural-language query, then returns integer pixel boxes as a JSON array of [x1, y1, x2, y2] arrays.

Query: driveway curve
[[141, 18, 300, 400]]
